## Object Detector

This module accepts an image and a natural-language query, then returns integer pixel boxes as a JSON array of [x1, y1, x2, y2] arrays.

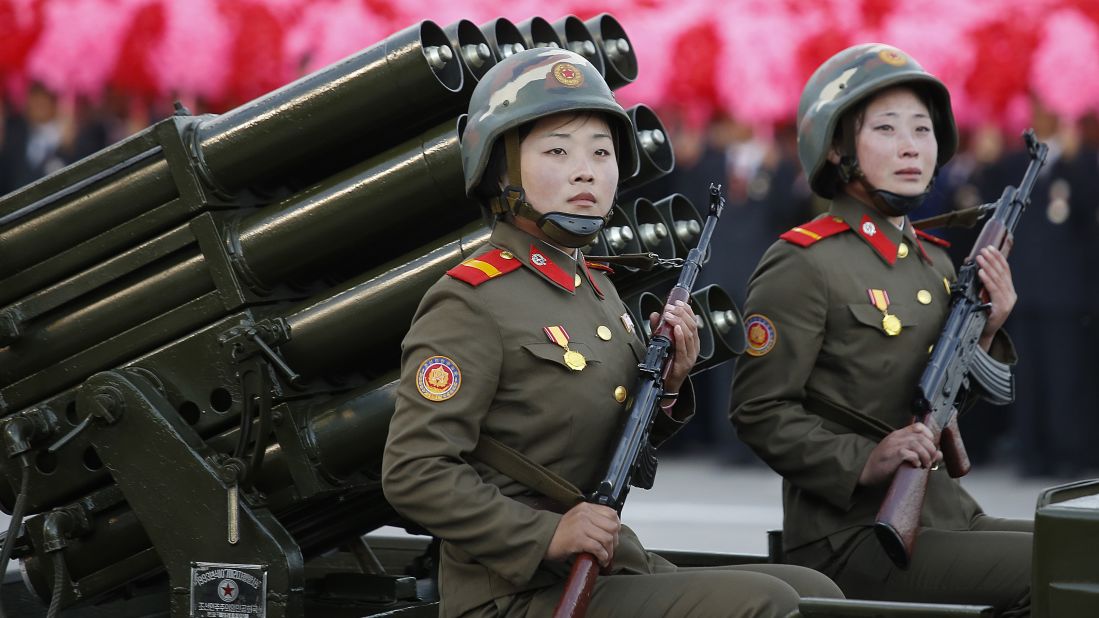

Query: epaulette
[[446, 248, 522, 286], [585, 261, 615, 275], [779, 216, 850, 247], [915, 229, 951, 249]]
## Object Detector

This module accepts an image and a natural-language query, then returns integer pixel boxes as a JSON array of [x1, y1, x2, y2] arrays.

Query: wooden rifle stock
[[940, 415, 970, 478], [874, 462, 929, 569], [553, 554, 599, 618], [876, 413, 971, 568]]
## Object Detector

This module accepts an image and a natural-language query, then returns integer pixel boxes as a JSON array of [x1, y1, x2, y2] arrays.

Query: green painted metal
[[281, 224, 490, 377], [795, 598, 994, 617], [1033, 479, 1099, 617], [690, 284, 747, 371], [620, 104, 674, 193], [190, 21, 463, 195]]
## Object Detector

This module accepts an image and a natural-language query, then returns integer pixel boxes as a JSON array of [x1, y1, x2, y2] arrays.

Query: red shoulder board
[[446, 249, 522, 286], [779, 216, 850, 247], [915, 229, 951, 248], [585, 261, 615, 274]]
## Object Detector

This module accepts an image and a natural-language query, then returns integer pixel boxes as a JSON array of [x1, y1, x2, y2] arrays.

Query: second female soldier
[[731, 44, 1031, 615], [383, 48, 842, 617]]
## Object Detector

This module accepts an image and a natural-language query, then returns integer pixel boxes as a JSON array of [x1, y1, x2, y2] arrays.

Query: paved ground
[[0, 455, 1085, 581]]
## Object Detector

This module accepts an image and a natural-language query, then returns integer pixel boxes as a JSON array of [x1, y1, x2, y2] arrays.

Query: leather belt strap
[[471, 434, 584, 511], [804, 396, 893, 441]]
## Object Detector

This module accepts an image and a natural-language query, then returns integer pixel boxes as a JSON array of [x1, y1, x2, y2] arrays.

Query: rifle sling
[[805, 396, 893, 441], [471, 434, 584, 511]]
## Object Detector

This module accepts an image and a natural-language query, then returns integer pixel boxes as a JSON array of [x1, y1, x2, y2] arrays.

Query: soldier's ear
[[826, 146, 841, 165]]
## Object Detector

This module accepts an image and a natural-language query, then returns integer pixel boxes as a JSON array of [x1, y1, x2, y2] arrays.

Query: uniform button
[[943, 277, 951, 294], [574, 273, 583, 287], [928, 344, 934, 354], [917, 290, 932, 304], [832, 216, 844, 223], [597, 325, 613, 340], [897, 242, 909, 259], [614, 386, 627, 403], [499, 251, 514, 260]]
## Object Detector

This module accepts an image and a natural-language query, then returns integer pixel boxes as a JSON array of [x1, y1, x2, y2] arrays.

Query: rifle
[[553, 184, 725, 618], [874, 130, 1049, 568]]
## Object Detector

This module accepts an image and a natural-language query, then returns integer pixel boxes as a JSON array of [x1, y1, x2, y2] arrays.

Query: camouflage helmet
[[461, 47, 639, 197], [797, 43, 958, 198]]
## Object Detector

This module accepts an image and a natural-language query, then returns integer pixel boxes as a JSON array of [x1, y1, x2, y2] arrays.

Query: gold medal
[[597, 325, 612, 341], [868, 289, 902, 336], [563, 349, 587, 371], [545, 325, 586, 371], [882, 313, 902, 336]]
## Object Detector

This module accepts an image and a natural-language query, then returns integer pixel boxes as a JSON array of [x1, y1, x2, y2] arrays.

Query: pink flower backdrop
[[2, 0, 1099, 130]]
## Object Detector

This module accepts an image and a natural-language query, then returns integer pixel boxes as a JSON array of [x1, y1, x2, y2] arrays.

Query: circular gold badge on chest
[[614, 386, 627, 403], [597, 325, 613, 341], [897, 242, 909, 259], [917, 290, 932, 305]]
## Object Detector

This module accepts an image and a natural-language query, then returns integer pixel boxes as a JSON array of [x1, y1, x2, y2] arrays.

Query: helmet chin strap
[[490, 130, 612, 248], [856, 174, 932, 218]]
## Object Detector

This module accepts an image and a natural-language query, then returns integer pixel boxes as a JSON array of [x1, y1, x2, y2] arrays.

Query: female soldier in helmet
[[731, 44, 1031, 615], [383, 48, 841, 617]]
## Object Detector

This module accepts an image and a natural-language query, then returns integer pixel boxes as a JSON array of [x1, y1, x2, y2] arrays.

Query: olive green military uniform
[[383, 222, 842, 617], [730, 194, 1031, 614]]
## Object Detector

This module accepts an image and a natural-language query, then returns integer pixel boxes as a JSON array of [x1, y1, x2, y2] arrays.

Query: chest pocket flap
[[523, 342, 600, 368], [848, 303, 920, 334]]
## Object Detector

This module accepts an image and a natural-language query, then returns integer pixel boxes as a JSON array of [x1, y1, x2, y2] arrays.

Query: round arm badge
[[416, 356, 461, 401], [745, 314, 777, 357]]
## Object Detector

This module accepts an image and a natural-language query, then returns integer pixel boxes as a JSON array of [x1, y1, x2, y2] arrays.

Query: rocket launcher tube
[[0, 120, 472, 409], [191, 21, 463, 195], [0, 22, 463, 284]]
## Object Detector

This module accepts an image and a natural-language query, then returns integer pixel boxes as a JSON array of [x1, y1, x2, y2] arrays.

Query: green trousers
[[500, 562, 843, 617], [787, 514, 1032, 617]]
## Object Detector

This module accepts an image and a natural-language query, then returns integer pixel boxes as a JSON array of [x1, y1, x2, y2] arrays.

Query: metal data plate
[[191, 562, 268, 618]]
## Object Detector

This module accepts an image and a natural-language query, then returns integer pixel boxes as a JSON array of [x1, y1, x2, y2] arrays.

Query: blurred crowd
[[0, 84, 169, 194], [3, 84, 1098, 478]]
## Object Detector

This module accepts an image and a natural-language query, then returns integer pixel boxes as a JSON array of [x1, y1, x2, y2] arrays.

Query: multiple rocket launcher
[[0, 15, 745, 617]]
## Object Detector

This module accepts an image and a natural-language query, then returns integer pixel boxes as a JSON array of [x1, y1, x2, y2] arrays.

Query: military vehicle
[[0, 13, 1094, 618]]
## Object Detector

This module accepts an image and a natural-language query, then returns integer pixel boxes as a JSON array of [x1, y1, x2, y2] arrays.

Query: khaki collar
[[830, 194, 932, 266]]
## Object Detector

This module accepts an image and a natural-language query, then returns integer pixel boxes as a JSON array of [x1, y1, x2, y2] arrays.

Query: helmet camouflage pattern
[[797, 43, 958, 198], [461, 47, 639, 197]]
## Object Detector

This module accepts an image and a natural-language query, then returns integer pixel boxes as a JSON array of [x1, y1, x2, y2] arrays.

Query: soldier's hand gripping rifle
[[552, 184, 725, 618], [875, 130, 1049, 568]]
